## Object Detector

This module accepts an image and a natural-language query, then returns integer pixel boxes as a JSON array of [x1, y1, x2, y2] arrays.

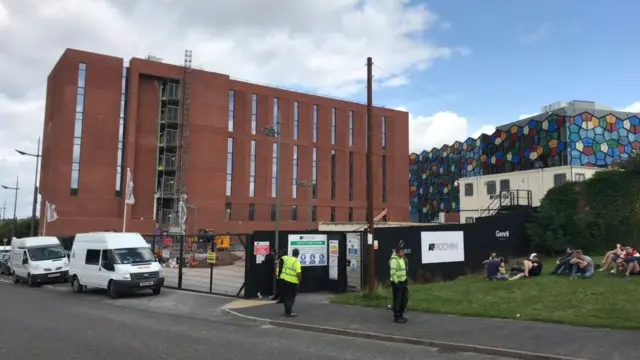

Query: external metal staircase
[[480, 189, 533, 217]]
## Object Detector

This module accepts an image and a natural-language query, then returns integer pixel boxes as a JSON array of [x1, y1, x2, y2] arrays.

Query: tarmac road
[[0, 278, 514, 360]]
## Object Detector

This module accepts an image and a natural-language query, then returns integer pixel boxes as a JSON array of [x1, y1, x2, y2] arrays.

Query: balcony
[[162, 83, 180, 101], [159, 129, 179, 147], [158, 177, 177, 196], [161, 106, 180, 124], [158, 155, 177, 171]]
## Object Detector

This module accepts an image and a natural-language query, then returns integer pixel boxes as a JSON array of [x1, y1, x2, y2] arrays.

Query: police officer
[[389, 246, 408, 323], [280, 248, 302, 317]]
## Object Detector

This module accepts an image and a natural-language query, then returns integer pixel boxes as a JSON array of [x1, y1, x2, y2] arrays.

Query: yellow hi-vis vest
[[389, 254, 407, 282], [277, 256, 288, 279], [280, 256, 301, 284]]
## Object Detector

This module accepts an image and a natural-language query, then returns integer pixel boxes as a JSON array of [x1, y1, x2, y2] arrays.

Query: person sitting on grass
[[599, 244, 626, 273], [509, 254, 543, 280], [618, 246, 640, 279], [485, 254, 509, 281], [551, 247, 575, 275], [569, 250, 594, 279]]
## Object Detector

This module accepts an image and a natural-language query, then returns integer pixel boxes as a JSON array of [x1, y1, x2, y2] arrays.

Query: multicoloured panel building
[[409, 101, 640, 222]]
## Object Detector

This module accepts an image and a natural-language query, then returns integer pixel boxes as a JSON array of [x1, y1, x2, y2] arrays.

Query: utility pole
[[366, 57, 375, 294], [263, 113, 281, 294], [16, 137, 41, 236]]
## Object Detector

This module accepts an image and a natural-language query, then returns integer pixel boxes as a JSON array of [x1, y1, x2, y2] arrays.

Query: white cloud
[[396, 107, 495, 153], [620, 102, 640, 113], [0, 0, 465, 218]]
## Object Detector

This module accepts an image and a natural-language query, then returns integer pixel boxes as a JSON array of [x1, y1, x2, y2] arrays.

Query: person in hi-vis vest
[[280, 248, 302, 317], [389, 246, 409, 323]]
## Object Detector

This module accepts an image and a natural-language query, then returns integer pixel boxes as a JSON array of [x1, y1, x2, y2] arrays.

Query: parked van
[[69, 232, 164, 298], [11, 236, 69, 286]]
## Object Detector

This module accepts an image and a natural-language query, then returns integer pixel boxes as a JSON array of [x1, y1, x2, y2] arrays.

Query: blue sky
[[372, 0, 640, 152]]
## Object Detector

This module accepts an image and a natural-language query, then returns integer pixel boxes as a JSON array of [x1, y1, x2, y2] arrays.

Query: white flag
[[46, 202, 58, 223], [125, 168, 135, 205]]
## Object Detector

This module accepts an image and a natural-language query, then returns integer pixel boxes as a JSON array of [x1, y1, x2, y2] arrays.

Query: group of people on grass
[[486, 244, 640, 281]]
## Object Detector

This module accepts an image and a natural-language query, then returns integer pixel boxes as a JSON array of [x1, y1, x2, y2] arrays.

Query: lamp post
[[263, 114, 281, 295], [1, 177, 20, 238], [16, 137, 41, 236]]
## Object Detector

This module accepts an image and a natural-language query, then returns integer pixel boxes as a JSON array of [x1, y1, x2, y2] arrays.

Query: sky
[[1, 0, 640, 218]]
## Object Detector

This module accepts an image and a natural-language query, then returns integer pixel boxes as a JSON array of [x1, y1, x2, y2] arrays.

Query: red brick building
[[39, 49, 409, 236]]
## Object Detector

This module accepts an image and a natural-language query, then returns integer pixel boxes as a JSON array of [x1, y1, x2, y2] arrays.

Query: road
[[0, 278, 514, 360]]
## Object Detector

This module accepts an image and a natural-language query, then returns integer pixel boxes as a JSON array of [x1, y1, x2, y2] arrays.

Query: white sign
[[495, 230, 509, 239], [329, 240, 339, 280], [421, 231, 465, 264], [287, 234, 327, 267]]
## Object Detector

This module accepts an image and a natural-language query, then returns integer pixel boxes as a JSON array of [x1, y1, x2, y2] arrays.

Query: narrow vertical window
[[348, 207, 353, 222], [313, 104, 318, 143], [271, 204, 277, 221], [312, 206, 317, 222], [382, 154, 387, 203], [348, 110, 354, 147], [228, 90, 235, 132], [249, 140, 256, 197], [291, 205, 298, 221], [292, 145, 298, 199], [312, 147, 317, 199], [271, 143, 277, 198], [251, 94, 258, 135], [293, 101, 299, 140], [331, 150, 336, 200], [248, 203, 255, 221], [331, 107, 336, 145], [348, 151, 354, 201], [71, 62, 86, 195], [273, 97, 279, 133], [225, 202, 232, 220], [226, 138, 233, 196], [381, 116, 386, 150], [116, 65, 127, 196], [330, 207, 336, 222]]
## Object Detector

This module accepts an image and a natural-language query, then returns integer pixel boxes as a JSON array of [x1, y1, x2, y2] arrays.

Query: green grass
[[331, 257, 640, 329]]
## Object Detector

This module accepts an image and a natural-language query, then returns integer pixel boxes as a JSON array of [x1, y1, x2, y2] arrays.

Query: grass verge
[[331, 258, 640, 329]]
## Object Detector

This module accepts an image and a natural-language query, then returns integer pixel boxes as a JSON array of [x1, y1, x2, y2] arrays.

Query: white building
[[458, 165, 602, 223]]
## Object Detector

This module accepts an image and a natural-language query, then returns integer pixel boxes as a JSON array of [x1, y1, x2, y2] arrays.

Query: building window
[[499, 179, 510, 193], [348, 151, 354, 201], [292, 145, 298, 199], [554, 173, 567, 187], [313, 104, 318, 143], [312, 206, 317, 222], [486, 181, 496, 196], [71, 62, 86, 195], [249, 203, 255, 221], [273, 97, 279, 133], [251, 94, 257, 135], [331, 150, 336, 200], [330, 207, 336, 222], [291, 205, 298, 221], [382, 154, 387, 203], [348, 111, 354, 147], [226, 138, 234, 196], [381, 116, 387, 150], [293, 101, 299, 140], [312, 147, 317, 199], [331, 107, 336, 145], [348, 207, 353, 222], [464, 183, 473, 197], [574, 173, 586, 182], [271, 204, 277, 221], [116, 65, 127, 196], [271, 143, 277, 198], [465, 217, 475, 224], [228, 90, 235, 132], [249, 140, 256, 197], [225, 202, 232, 221]]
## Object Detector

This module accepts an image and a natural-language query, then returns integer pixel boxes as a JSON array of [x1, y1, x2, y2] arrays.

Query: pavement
[[0, 277, 515, 360], [223, 296, 640, 360]]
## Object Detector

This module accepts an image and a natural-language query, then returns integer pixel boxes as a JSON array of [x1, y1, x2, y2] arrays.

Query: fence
[[143, 233, 249, 297]]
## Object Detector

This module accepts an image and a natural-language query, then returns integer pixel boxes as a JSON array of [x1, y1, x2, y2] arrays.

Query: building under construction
[[38, 48, 410, 236]]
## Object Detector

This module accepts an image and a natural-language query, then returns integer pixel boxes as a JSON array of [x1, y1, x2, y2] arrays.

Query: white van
[[0, 246, 10, 254], [11, 236, 69, 286], [69, 232, 164, 298]]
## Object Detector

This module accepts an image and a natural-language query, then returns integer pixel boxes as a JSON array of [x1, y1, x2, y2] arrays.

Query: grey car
[[0, 253, 11, 275]]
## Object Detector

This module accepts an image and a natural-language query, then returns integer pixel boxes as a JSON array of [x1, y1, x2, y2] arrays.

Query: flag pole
[[43, 202, 48, 236], [122, 201, 128, 233]]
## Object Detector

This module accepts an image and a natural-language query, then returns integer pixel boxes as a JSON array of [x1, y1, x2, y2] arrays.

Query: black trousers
[[282, 281, 298, 315], [262, 274, 275, 296], [273, 278, 284, 300], [391, 281, 409, 319]]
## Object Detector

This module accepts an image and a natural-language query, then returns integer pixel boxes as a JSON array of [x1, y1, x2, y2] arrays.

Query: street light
[[16, 137, 41, 236], [263, 115, 281, 295], [1, 176, 19, 238]]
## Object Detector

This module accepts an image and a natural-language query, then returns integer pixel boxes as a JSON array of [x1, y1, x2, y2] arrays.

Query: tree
[[0, 218, 40, 243]]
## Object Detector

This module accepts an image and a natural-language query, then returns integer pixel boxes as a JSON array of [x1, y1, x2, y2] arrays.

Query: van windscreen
[[112, 247, 154, 265], [27, 245, 66, 261]]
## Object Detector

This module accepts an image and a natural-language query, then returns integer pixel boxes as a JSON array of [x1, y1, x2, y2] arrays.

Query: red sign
[[254, 242, 270, 256]]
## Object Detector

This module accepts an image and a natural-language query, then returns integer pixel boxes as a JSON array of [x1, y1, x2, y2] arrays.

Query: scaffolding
[[155, 49, 192, 234]]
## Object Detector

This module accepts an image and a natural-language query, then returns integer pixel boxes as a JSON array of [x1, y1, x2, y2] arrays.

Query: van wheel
[[27, 274, 35, 287], [152, 287, 161, 296], [72, 277, 83, 293], [12, 272, 19, 284], [107, 281, 119, 299]]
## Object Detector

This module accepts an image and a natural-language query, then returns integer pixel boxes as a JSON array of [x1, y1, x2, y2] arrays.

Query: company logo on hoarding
[[421, 231, 465, 264], [427, 243, 459, 251], [495, 231, 509, 239]]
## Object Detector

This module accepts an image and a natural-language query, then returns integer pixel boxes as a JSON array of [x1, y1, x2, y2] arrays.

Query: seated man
[[569, 250, 594, 279], [509, 254, 543, 280], [620, 246, 640, 279], [551, 247, 575, 275], [486, 255, 509, 281], [599, 244, 626, 273]]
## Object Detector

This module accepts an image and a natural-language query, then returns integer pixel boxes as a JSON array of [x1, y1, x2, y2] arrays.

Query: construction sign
[[207, 251, 217, 264]]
